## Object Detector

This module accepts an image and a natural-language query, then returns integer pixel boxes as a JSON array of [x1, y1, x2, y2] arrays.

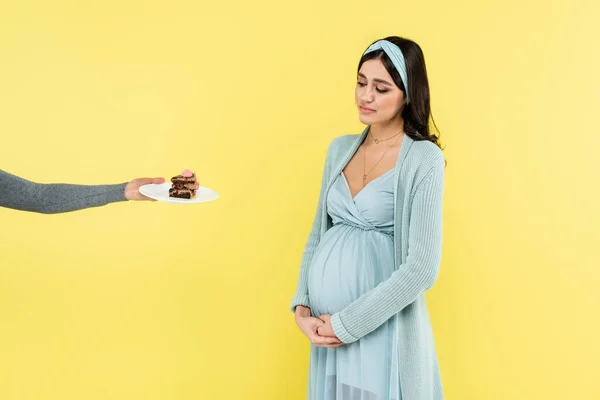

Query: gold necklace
[[363, 132, 403, 184], [370, 130, 403, 144]]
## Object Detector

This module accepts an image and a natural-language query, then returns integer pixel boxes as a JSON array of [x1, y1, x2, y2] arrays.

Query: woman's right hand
[[124, 177, 166, 201], [295, 306, 343, 348]]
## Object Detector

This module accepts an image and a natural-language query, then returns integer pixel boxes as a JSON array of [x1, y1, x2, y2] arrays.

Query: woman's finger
[[311, 335, 343, 346], [315, 342, 343, 348]]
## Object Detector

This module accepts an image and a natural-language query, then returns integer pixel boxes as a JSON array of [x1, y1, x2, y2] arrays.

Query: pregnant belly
[[307, 224, 395, 316]]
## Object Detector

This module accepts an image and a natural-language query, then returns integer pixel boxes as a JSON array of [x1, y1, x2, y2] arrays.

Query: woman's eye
[[357, 81, 388, 93]]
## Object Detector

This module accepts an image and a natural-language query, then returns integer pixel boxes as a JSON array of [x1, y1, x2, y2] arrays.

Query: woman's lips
[[359, 106, 376, 114]]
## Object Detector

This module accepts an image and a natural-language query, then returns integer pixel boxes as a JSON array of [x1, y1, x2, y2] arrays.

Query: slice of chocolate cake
[[169, 169, 199, 199]]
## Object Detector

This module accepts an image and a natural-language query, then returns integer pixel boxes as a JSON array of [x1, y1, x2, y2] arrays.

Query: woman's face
[[355, 58, 405, 126]]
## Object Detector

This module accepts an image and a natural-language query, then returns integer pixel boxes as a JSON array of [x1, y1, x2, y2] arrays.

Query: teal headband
[[363, 40, 410, 104]]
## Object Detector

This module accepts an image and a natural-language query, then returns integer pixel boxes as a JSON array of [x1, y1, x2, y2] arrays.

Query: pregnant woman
[[291, 36, 446, 400]]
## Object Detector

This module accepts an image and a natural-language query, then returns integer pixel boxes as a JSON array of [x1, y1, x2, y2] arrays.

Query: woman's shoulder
[[329, 134, 359, 150], [406, 137, 445, 170], [404, 138, 445, 190], [325, 134, 360, 159]]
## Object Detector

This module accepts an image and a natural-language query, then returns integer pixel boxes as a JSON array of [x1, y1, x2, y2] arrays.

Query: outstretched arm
[[0, 169, 164, 214]]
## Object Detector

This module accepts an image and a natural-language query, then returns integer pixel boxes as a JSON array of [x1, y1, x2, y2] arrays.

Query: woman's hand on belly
[[315, 314, 337, 338], [295, 307, 343, 348]]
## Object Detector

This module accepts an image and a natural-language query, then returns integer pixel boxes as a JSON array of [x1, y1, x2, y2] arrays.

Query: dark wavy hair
[[359, 36, 444, 152]]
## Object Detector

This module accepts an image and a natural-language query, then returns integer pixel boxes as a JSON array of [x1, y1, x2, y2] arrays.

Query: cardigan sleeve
[[0, 169, 128, 214], [290, 140, 336, 312], [330, 155, 445, 343]]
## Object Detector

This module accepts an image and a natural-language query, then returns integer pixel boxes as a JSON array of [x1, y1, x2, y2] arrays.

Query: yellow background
[[1, 0, 598, 399]]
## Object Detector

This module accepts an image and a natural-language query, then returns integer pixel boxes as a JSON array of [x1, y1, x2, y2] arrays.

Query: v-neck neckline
[[341, 167, 394, 201], [324, 127, 414, 222]]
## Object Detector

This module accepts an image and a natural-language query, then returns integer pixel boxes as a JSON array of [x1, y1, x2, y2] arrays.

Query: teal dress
[[307, 169, 401, 400]]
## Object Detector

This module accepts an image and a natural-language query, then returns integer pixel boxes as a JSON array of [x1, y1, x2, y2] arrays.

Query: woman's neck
[[368, 118, 405, 141]]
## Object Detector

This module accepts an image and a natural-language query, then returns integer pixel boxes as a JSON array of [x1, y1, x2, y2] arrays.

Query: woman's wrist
[[295, 305, 311, 319]]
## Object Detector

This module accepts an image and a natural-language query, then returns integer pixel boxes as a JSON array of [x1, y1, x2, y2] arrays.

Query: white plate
[[139, 183, 219, 204]]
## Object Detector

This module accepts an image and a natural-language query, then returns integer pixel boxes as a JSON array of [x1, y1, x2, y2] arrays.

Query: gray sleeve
[[0, 169, 128, 214]]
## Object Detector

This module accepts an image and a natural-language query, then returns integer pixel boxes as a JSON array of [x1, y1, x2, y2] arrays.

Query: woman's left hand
[[316, 314, 340, 340]]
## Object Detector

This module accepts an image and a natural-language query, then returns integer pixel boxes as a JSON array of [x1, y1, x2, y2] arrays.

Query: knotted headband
[[363, 40, 410, 104]]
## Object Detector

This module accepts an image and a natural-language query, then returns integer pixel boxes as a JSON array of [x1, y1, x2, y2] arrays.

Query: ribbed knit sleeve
[[330, 154, 445, 343], [290, 141, 336, 312], [0, 169, 128, 214]]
